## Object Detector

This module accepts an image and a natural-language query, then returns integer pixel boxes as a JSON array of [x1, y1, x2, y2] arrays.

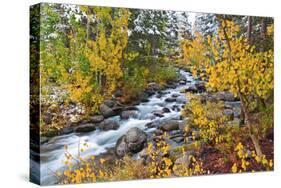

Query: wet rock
[[185, 85, 198, 93], [145, 122, 157, 129], [162, 107, 171, 113], [141, 98, 150, 103], [89, 115, 104, 123], [75, 123, 96, 133], [115, 127, 147, 157], [194, 81, 206, 92], [120, 110, 139, 119], [124, 106, 139, 111], [99, 104, 116, 118], [172, 105, 181, 112], [179, 80, 186, 85], [165, 98, 176, 102], [160, 120, 180, 131], [145, 89, 155, 96], [112, 106, 123, 115], [156, 94, 162, 98], [176, 97, 187, 104], [62, 127, 74, 134], [172, 93, 181, 98], [100, 119, 120, 131], [40, 137, 49, 144], [152, 110, 164, 118]]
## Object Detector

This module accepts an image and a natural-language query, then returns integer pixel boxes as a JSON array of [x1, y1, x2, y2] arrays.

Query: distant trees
[[39, 4, 190, 123], [40, 4, 129, 113]]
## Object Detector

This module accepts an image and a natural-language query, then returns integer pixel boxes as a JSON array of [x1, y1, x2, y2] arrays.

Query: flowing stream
[[39, 69, 196, 185]]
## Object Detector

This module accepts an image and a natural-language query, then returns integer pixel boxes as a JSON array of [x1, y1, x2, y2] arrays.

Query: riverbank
[[36, 68, 275, 185]]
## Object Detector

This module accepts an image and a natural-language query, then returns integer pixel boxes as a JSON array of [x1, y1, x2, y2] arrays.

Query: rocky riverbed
[[34, 69, 241, 185]]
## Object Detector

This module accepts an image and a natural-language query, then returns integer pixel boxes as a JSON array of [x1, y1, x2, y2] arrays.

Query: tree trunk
[[239, 92, 263, 157], [247, 16, 253, 45], [223, 17, 263, 156]]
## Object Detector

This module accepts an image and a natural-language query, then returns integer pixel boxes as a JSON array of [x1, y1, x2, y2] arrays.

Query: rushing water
[[38, 70, 195, 185]]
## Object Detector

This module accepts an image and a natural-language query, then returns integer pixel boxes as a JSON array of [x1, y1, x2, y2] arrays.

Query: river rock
[[75, 123, 96, 133], [145, 122, 157, 129], [124, 106, 139, 111], [120, 110, 139, 119], [214, 91, 237, 102], [153, 110, 164, 118], [99, 104, 116, 118], [162, 107, 171, 113], [179, 80, 186, 85], [185, 85, 198, 93], [160, 120, 180, 131], [176, 97, 187, 104], [165, 98, 176, 102], [115, 127, 147, 157], [104, 100, 116, 108], [112, 106, 123, 115], [194, 81, 206, 92], [172, 105, 181, 112], [125, 127, 147, 152], [166, 83, 177, 89], [89, 115, 104, 123], [113, 89, 122, 98], [172, 93, 181, 98], [115, 136, 128, 157], [40, 137, 49, 144], [100, 119, 120, 131], [62, 127, 74, 134], [147, 82, 161, 91]]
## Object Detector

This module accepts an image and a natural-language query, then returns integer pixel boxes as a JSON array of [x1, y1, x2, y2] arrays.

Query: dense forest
[[30, 3, 273, 185]]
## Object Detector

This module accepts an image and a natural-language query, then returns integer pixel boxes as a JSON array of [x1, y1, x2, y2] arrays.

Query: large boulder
[[89, 115, 104, 123], [160, 120, 180, 131], [100, 119, 120, 131], [125, 128, 147, 152], [99, 104, 116, 118], [75, 123, 96, 133], [120, 110, 139, 119], [115, 127, 147, 157]]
